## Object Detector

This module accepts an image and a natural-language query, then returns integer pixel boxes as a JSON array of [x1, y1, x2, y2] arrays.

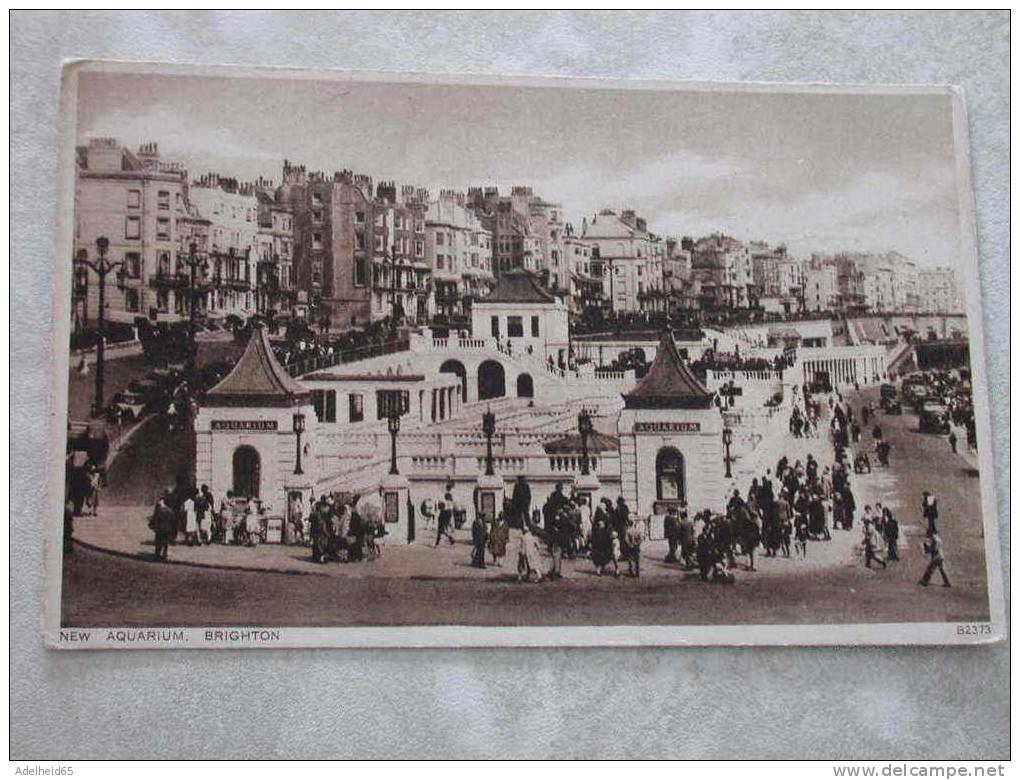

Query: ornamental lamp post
[[386, 394, 403, 475], [482, 407, 496, 476], [722, 425, 734, 479], [181, 241, 209, 376], [577, 408, 594, 475], [292, 411, 306, 475], [74, 236, 126, 418]]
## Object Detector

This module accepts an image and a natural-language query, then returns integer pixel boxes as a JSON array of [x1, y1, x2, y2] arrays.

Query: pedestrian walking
[[470, 510, 488, 569], [921, 491, 939, 534], [148, 492, 177, 562], [590, 516, 617, 577], [862, 519, 886, 569], [883, 509, 900, 561], [434, 501, 455, 547], [196, 484, 214, 544], [516, 525, 544, 583], [85, 460, 102, 516], [510, 475, 532, 529], [488, 506, 509, 566], [919, 530, 951, 587], [183, 491, 200, 546], [664, 506, 681, 563], [948, 430, 958, 454]]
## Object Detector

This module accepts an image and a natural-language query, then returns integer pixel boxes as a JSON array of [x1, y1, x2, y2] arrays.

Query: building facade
[[425, 191, 494, 323], [919, 266, 964, 313], [74, 139, 192, 324], [580, 209, 667, 313], [691, 233, 754, 309]]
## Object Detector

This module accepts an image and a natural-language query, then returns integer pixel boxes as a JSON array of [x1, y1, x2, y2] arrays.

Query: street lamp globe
[[293, 412, 306, 435], [95, 235, 109, 253], [387, 412, 401, 436]]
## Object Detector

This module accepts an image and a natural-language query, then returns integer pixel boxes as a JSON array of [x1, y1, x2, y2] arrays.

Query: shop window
[[530, 316, 540, 337], [490, 315, 499, 338], [349, 393, 364, 423], [507, 316, 523, 338], [124, 289, 140, 313]]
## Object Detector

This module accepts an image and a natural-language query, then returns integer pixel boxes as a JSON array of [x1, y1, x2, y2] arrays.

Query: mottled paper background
[[11, 10, 1009, 759]]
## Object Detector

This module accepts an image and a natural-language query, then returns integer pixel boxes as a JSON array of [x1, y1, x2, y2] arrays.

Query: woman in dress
[[244, 500, 261, 547], [183, 491, 199, 546], [488, 508, 509, 567], [590, 517, 617, 577], [516, 525, 543, 583]]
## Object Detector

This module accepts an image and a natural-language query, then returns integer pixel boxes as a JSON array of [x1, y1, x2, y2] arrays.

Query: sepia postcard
[[44, 61, 1005, 648]]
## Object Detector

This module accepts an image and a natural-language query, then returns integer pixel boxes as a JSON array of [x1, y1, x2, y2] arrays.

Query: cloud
[[534, 150, 747, 224]]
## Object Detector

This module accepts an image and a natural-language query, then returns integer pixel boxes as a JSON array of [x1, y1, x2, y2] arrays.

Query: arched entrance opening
[[477, 360, 506, 401], [439, 359, 468, 403], [655, 447, 685, 503], [516, 373, 534, 398], [232, 445, 261, 499]]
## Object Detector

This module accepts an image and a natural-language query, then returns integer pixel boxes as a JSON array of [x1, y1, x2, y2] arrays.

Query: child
[[795, 517, 809, 558]]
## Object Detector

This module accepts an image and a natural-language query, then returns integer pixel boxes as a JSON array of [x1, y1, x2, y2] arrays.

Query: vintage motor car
[[918, 403, 951, 434], [107, 391, 147, 422]]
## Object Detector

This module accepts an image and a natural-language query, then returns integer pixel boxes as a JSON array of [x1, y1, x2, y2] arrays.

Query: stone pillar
[[379, 472, 412, 544], [475, 473, 505, 528]]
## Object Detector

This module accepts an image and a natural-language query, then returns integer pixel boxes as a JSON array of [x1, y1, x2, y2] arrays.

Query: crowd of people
[[270, 318, 408, 374], [444, 477, 644, 583], [145, 485, 388, 564]]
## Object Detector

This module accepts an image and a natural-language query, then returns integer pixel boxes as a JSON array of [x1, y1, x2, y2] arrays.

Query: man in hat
[[664, 506, 681, 564], [149, 490, 178, 562], [510, 475, 531, 530], [921, 491, 939, 534], [919, 529, 951, 587]]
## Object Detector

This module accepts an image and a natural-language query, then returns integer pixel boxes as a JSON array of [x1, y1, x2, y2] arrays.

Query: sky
[[76, 70, 966, 267]]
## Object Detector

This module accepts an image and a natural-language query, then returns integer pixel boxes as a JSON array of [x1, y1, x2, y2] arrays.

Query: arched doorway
[[516, 373, 534, 398], [477, 360, 506, 401], [440, 359, 468, 403], [232, 446, 261, 499], [655, 447, 684, 503]]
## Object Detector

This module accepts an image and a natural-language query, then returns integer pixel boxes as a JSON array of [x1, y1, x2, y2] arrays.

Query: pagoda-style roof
[[479, 270, 556, 304], [204, 323, 311, 408], [622, 331, 714, 409], [543, 431, 620, 455]]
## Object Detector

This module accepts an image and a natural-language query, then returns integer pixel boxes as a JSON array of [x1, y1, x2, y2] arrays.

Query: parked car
[[919, 404, 951, 434], [127, 378, 167, 410], [107, 391, 146, 422]]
